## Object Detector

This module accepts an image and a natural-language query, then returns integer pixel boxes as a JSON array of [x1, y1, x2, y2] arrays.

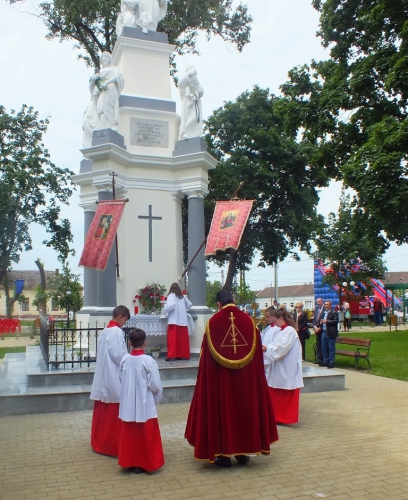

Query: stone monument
[[74, 6, 216, 354]]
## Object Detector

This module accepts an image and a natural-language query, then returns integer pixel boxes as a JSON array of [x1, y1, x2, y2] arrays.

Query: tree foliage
[[0, 105, 75, 286], [313, 191, 388, 300], [280, 0, 408, 243], [204, 86, 327, 284], [22, 0, 252, 74], [47, 264, 84, 314], [206, 280, 222, 309]]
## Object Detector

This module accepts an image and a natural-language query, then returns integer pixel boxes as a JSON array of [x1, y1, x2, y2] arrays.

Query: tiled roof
[[0, 270, 58, 290], [256, 284, 314, 298], [383, 272, 408, 285]]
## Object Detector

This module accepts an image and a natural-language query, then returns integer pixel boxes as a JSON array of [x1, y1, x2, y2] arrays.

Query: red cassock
[[185, 305, 279, 462]]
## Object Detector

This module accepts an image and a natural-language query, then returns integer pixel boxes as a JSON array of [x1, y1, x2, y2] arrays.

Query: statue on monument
[[116, 0, 168, 36], [178, 66, 204, 140], [82, 52, 125, 148]]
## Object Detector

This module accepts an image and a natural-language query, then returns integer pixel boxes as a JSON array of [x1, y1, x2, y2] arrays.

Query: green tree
[[314, 191, 388, 302], [15, 0, 252, 75], [235, 280, 255, 306], [0, 105, 75, 287], [47, 264, 84, 315], [204, 86, 326, 291], [280, 0, 408, 244], [206, 280, 222, 309]]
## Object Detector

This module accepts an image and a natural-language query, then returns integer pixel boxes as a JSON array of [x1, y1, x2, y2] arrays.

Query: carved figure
[[178, 67, 204, 140], [116, 0, 168, 36], [82, 52, 125, 148]]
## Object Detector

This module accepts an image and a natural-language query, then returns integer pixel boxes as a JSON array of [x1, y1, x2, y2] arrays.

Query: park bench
[[313, 336, 372, 369]]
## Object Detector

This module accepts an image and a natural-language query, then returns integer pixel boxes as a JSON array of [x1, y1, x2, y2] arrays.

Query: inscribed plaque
[[130, 118, 169, 148]]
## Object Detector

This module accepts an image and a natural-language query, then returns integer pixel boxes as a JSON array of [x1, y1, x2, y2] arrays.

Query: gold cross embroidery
[[221, 312, 248, 354]]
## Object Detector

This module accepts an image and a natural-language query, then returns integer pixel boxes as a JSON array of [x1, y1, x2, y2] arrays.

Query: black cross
[[138, 205, 162, 262]]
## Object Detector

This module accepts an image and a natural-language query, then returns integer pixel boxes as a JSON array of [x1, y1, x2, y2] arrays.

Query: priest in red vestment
[[185, 290, 278, 467]]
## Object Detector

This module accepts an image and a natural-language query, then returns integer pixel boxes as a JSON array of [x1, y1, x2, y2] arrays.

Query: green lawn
[[305, 329, 408, 382], [0, 346, 26, 359]]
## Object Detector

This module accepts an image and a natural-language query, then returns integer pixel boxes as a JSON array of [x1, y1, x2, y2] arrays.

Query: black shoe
[[165, 358, 175, 362], [133, 467, 146, 474], [318, 363, 328, 367], [215, 456, 231, 468], [235, 455, 249, 465], [327, 365, 335, 369]]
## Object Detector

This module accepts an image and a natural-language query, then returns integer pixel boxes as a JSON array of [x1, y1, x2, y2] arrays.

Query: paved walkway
[[1, 367, 407, 499]]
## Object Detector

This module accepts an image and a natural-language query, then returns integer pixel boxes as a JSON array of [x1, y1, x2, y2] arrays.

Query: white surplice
[[263, 325, 304, 390], [90, 325, 127, 403], [162, 293, 192, 326], [119, 353, 163, 422]]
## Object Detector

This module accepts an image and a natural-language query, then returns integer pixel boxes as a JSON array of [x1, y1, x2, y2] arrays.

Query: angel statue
[[116, 0, 168, 36]]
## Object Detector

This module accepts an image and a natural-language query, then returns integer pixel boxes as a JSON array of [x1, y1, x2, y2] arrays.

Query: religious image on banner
[[79, 200, 127, 271], [205, 200, 253, 256]]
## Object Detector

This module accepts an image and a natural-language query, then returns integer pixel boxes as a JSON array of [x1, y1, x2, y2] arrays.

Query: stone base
[[172, 137, 207, 157]]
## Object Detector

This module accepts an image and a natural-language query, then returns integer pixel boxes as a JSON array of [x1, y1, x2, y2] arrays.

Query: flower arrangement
[[134, 283, 166, 314]]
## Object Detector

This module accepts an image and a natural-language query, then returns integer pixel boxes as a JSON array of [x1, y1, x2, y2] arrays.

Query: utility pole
[[274, 262, 279, 305]]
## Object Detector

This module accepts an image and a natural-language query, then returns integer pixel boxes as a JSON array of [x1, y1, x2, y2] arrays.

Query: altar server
[[262, 307, 304, 425], [261, 307, 280, 373], [90, 305, 130, 457], [118, 328, 164, 474], [162, 282, 192, 360]]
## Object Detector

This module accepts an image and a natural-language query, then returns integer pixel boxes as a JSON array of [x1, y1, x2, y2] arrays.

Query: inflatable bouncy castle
[[314, 260, 401, 317]]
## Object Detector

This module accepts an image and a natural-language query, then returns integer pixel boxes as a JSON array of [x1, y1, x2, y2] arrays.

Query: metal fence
[[39, 317, 135, 370]]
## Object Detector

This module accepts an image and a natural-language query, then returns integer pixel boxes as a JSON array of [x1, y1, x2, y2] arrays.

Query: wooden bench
[[335, 337, 372, 369], [313, 336, 372, 369]]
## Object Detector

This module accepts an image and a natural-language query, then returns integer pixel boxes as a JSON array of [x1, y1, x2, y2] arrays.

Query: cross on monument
[[138, 205, 162, 262]]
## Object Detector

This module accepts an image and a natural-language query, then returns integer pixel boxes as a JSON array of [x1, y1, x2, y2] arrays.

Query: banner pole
[[110, 172, 120, 277]]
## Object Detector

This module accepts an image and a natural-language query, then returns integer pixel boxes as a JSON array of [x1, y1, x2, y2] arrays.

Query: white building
[[255, 284, 314, 313]]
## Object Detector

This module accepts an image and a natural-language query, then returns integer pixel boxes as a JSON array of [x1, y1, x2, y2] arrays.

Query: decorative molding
[[112, 36, 175, 63]]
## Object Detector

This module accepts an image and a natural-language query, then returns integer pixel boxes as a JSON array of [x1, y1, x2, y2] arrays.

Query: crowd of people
[[90, 290, 349, 474]]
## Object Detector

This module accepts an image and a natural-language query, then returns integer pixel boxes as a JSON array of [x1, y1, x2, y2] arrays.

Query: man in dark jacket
[[313, 297, 324, 364], [319, 300, 338, 369]]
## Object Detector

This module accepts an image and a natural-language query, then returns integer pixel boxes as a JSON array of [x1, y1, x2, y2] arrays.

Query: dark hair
[[129, 328, 146, 348], [112, 305, 130, 320], [215, 289, 234, 307], [169, 282, 183, 299], [268, 308, 296, 329]]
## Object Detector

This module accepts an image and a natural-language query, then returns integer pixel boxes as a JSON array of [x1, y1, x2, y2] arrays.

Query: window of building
[[51, 299, 59, 311], [22, 298, 29, 311]]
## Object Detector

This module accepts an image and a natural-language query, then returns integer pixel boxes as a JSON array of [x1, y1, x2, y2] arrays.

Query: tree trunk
[[4, 273, 18, 318], [222, 249, 238, 293], [35, 259, 47, 314]]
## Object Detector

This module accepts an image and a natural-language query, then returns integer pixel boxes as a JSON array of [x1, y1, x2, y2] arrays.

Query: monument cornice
[[80, 143, 218, 172], [73, 168, 209, 195], [112, 36, 175, 63]]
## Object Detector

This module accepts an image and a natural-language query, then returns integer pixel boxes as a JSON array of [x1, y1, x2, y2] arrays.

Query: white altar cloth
[[126, 314, 194, 336]]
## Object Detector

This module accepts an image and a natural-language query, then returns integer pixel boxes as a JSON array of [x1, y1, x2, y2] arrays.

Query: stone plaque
[[130, 118, 169, 148]]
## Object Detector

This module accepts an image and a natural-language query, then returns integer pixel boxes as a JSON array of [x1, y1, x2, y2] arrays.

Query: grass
[[306, 329, 408, 382], [0, 346, 26, 359]]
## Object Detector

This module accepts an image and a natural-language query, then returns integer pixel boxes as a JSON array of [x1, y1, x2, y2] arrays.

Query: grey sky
[[1, 0, 406, 291]]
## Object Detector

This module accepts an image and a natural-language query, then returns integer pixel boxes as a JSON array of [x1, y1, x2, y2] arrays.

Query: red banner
[[205, 200, 253, 256], [79, 200, 127, 271]]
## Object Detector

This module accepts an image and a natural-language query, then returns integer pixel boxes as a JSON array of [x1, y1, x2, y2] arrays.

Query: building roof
[[383, 272, 408, 285], [256, 284, 314, 299], [0, 270, 58, 290]]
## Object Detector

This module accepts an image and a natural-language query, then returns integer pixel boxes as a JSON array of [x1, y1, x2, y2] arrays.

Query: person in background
[[90, 305, 130, 457], [162, 283, 192, 361], [118, 328, 164, 474], [262, 308, 303, 425], [262, 306, 280, 372], [319, 300, 339, 369], [293, 302, 309, 361], [342, 301, 351, 332], [312, 298, 324, 365]]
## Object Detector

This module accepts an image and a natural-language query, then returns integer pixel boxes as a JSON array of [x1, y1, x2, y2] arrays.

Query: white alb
[[119, 353, 163, 422], [90, 325, 128, 402]]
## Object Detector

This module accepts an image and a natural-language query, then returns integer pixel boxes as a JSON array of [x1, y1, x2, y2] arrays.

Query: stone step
[[0, 377, 197, 417]]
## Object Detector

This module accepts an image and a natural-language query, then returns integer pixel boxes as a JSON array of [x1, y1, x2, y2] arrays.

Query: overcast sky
[[1, 0, 407, 291]]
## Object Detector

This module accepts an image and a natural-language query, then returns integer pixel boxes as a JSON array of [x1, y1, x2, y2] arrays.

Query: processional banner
[[205, 200, 254, 256], [79, 199, 127, 271]]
